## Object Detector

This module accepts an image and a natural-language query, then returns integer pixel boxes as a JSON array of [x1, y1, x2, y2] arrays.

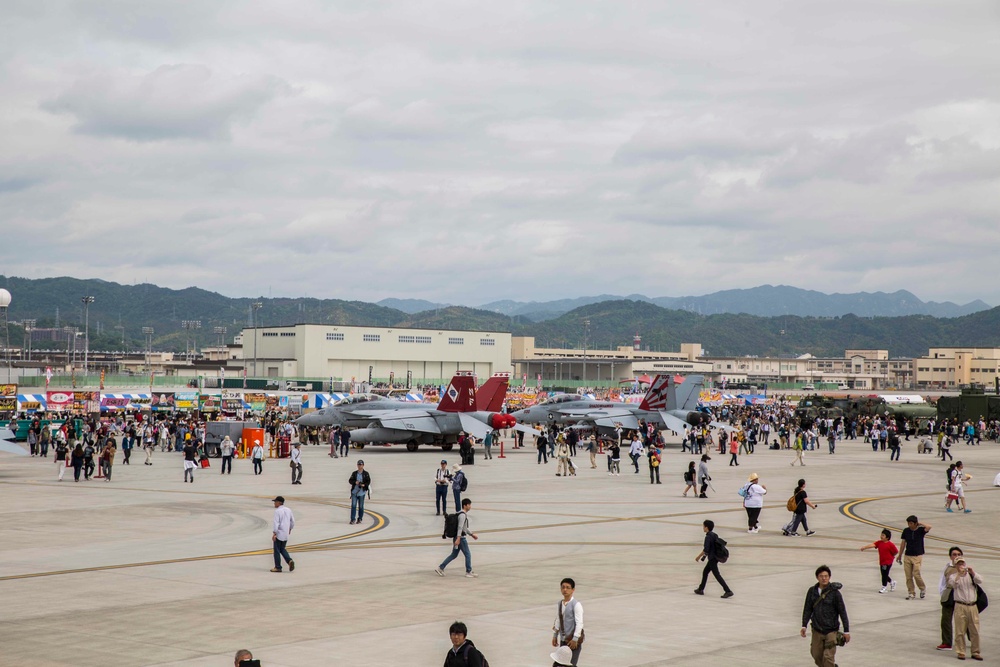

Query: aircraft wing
[[0, 427, 27, 456], [511, 423, 539, 434], [375, 415, 443, 434], [659, 411, 690, 434], [594, 415, 640, 430], [555, 408, 633, 419]]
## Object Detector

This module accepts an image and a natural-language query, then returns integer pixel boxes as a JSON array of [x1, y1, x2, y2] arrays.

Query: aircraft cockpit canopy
[[538, 394, 584, 405], [333, 394, 382, 406]]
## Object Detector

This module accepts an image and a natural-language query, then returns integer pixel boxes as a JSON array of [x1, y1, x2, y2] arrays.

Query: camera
[[239, 661, 262, 667]]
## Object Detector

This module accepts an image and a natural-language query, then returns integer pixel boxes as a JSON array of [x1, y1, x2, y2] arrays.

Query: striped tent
[[16, 394, 47, 413], [99, 393, 152, 411], [403, 392, 424, 402]]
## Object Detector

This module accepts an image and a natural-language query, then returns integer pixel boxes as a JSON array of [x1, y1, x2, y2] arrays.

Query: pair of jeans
[[122, 448, 131, 464], [649, 466, 660, 483], [439, 537, 472, 573], [880, 563, 893, 586], [273, 539, 292, 569], [253, 458, 262, 474], [351, 492, 366, 522], [102, 460, 112, 480], [221, 455, 232, 474], [697, 558, 731, 593], [453, 488, 462, 512], [537, 448, 547, 463], [291, 462, 302, 484], [435, 485, 448, 514], [890, 446, 900, 461], [73, 463, 82, 481]]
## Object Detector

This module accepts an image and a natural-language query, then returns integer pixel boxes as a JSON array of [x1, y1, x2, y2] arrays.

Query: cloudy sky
[[3, 1, 999, 306]]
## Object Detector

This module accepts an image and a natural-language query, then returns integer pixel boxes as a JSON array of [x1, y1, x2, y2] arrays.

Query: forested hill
[[2, 275, 999, 357]]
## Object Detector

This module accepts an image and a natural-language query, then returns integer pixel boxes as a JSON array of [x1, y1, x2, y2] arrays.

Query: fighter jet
[[349, 372, 517, 451], [0, 425, 27, 456], [508, 375, 722, 434]]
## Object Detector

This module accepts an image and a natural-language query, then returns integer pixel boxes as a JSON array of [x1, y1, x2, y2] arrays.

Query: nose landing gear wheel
[[406, 440, 419, 452]]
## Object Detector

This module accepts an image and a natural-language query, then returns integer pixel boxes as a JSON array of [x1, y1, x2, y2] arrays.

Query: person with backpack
[[784, 479, 818, 536], [443, 620, 485, 667], [551, 577, 584, 666], [647, 444, 661, 484], [694, 519, 734, 599], [682, 461, 697, 497], [451, 464, 467, 512], [435, 498, 478, 578], [740, 473, 767, 533], [800, 565, 850, 667]]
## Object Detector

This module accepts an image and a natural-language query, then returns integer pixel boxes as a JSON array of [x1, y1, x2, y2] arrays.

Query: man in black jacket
[[694, 520, 733, 599], [443, 620, 484, 667], [801, 565, 851, 667], [348, 460, 371, 524]]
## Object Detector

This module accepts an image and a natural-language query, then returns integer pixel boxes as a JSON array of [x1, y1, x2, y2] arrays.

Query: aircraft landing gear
[[440, 443, 454, 452], [406, 440, 419, 452]]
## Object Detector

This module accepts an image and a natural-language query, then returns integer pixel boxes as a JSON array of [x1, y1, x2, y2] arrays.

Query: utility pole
[[582, 318, 590, 384], [142, 327, 154, 374], [81, 296, 94, 374], [0, 289, 10, 383], [22, 318, 35, 362], [181, 320, 202, 361], [251, 302, 263, 379]]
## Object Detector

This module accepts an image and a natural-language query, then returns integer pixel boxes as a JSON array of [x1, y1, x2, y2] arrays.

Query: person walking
[[741, 473, 767, 533], [888, 429, 901, 461], [785, 479, 818, 536], [800, 565, 850, 667], [948, 461, 972, 513], [120, 431, 133, 465], [251, 439, 264, 475], [338, 427, 351, 457], [682, 461, 697, 497], [697, 454, 711, 498], [443, 621, 485, 667], [450, 464, 466, 512], [586, 435, 597, 469], [39, 425, 51, 458], [791, 433, 805, 466], [860, 529, 898, 593], [938, 546, 965, 652], [608, 441, 621, 476], [728, 434, 739, 466], [551, 577, 584, 666], [647, 444, 661, 484], [946, 557, 984, 661], [327, 426, 339, 458], [434, 459, 451, 516], [536, 432, 548, 465], [555, 438, 570, 477], [897, 515, 931, 599], [483, 430, 494, 460], [270, 495, 295, 573], [183, 439, 198, 483], [54, 439, 69, 481], [70, 443, 84, 482], [694, 519, 734, 598], [435, 498, 478, 578], [82, 441, 96, 480], [219, 436, 235, 474], [628, 435, 643, 474], [101, 439, 116, 482], [348, 460, 371, 524], [290, 442, 303, 485], [144, 429, 156, 465]]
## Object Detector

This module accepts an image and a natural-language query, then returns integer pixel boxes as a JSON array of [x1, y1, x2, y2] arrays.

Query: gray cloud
[[0, 0, 998, 307]]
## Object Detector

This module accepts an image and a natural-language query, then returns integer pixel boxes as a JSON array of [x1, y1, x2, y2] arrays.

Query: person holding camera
[[800, 565, 850, 667], [946, 557, 984, 660]]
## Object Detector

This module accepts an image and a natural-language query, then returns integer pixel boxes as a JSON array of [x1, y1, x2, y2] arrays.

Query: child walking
[[860, 528, 899, 593]]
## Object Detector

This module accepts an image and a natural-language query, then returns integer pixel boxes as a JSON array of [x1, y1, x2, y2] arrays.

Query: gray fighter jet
[[509, 375, 722, 433]]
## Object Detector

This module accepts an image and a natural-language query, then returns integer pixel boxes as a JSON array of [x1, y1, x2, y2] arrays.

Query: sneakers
[[721, 591, 734, 599], [806, 531, 815, 536], [937, 644, 952, 651], [920, 589, 926, 599], [946, 508, 954, 512], [434, 567, 444, 577], [465, 572, 478, 578], [964, 509, 972, 513], [906, 594, 915, 600], [890, 581, 896, 591], [270, 567, 282, 573], [694, 589, 705, 595], [879, 586, 888, 594]]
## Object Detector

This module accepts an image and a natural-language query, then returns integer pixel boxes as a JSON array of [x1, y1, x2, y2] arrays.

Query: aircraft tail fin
[[438, 372, 479, 413], [638, 375, 673, 412], [475, 372, 511, 412], [675, 375, 705, 411]]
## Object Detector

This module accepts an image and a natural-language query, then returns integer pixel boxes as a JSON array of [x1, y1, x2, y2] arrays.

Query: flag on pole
[[99, 369, 105, 390], [45, 367, 52, 390], [242, 366, 247, 389]]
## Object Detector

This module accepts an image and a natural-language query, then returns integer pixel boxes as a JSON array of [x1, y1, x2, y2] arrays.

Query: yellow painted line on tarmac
[[840, 497, 1000, 554], [0, 510, 388, 582]]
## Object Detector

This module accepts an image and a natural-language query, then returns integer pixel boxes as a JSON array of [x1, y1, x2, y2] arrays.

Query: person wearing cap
[[270, 496, 295, 573], [450, 464, 467, 512], [348, 460, 371, 524], [946, 557, 984, 660], [290, 441, 303, 485], [251, 439, 264, 475], [435, 459, 452, 516], [741, 473, 767, 533]]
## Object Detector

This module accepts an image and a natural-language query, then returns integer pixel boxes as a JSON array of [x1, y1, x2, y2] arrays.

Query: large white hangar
[[236, 323, 512, 384]]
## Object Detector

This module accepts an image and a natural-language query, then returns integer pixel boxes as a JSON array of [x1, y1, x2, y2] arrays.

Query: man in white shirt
[[628, 436, 644, 474], [270, 495, 295, 573], [435, 459, 451, 516], [552, 577, 584, 666], [290, 442, 303, 485]]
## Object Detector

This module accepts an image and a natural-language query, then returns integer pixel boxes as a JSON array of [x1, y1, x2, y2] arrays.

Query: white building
[[235, 324, 512, 383]]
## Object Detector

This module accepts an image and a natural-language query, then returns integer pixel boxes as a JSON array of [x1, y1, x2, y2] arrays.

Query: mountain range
[[2, 274, 998, 359]]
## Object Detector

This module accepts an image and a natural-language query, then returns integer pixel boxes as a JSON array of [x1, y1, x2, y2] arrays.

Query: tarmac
[[0, 434, 998, 666]]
